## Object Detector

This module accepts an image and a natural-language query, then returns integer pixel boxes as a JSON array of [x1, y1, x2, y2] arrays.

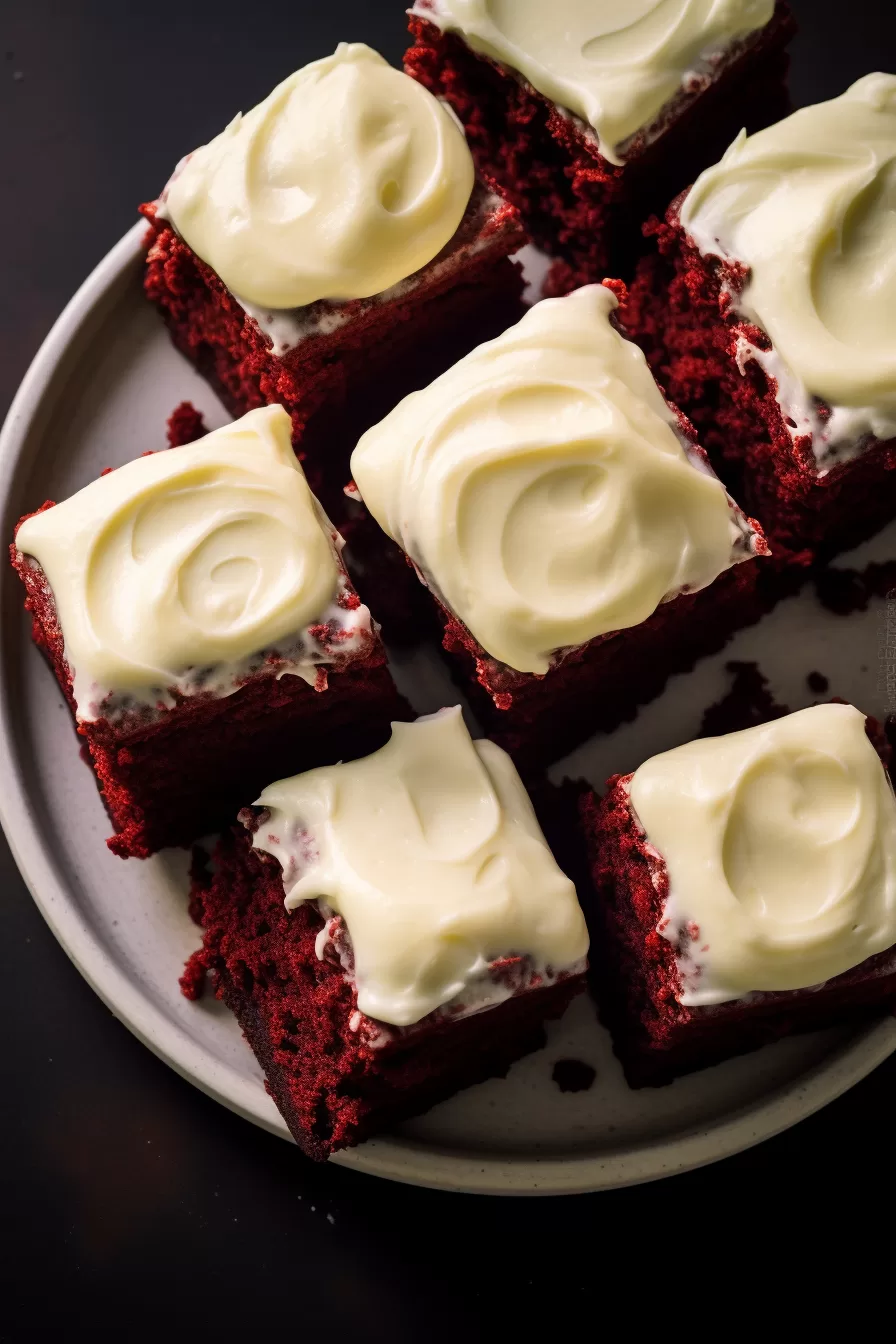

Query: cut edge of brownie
[[440, 558, 769, 772], [142, 179, 525, 363], [185, 813, 587, 1160]]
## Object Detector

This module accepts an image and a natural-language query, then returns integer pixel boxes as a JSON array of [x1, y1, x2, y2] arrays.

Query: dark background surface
[[1, 1, 895, 1334]]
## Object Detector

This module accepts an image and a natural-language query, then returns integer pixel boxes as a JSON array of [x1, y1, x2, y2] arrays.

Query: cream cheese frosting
[[16, 405, 370, 722], [351, 284, 758, 676], [252, 707, 589, 1027], [413, 0, 774, 165], [629, 703, 896, 1006], [681, 73, 896, 465], [164, 43, 475, 310]]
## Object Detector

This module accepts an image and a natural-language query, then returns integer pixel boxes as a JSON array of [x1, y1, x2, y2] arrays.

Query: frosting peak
[[252, 707, 589, 1026], [416, 0, 774, 164], [165, 43, 475, 310], [15, 406, 365, 721], [630, 703, 896, 1005], [352, 285, 755, 675], [681, 73, 896, 453]]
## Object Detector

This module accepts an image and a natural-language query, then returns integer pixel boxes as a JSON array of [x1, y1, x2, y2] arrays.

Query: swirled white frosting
[[16, 406, 371, 722], [164, 43, 475, 310], [351, 284, 755, 675], [414, 0, 774, 164], [252, 707, 588, 1027], [629, 703, 896, 1005], [681, 73, 896, 464]]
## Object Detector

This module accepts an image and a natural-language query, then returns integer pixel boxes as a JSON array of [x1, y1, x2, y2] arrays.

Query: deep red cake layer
[[440, 556, 768, 773], [620, 206, 896, 565], [582, 718, 896, 1087], [140, 190, 526, 518], [405, 4, 795, 286], [11, 505, 410, 860], [184, 823, 586, 1160]]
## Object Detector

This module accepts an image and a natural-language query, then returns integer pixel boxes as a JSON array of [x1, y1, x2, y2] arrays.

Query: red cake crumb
[[813, 559, 896, 616], [140, 189, 526, 518], [620, 204, 896, 564], [405, 4, 794, 285], [185, 818, 586, 1160], [581, 713, 896, 1087], [11, 501, 410, 859], [166, 401, 207, 448], [551, 1059, 596, 1093], [699, 661, 789, 738], [179, 947, 208, 1002]]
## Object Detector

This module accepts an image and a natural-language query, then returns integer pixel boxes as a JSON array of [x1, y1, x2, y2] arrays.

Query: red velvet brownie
[[406, 1, 794, 287], [10, 406, 408, 859], [584, 703, 896, 1086], [621, 75, 896, 566], [183, 708, 589, 1159], [140, 42, 526, 514], [351, 284, 769, 772]]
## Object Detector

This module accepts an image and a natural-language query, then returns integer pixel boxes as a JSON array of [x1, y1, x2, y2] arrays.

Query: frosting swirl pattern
[[352, 285, 752, 675], [253, 707, 589, 1027], [164, 43, 475, 310], [415, 0, 774, 164], [16, 406, 367, 722], [681, 74, 896, 455], [630, 703, 896, 1005]]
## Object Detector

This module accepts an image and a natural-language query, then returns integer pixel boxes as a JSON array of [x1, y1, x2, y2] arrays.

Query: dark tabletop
[[2, 1, 895, 1333]]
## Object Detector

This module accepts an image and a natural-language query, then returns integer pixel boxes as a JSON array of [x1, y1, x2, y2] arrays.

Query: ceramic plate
[[2, 222, 895, 1194]]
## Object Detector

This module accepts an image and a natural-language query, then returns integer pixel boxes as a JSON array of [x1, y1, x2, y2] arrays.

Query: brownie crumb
[[552, 1059, 596, 1093], [699, 661, 789, 738], [806, 671, 829, 694], [814, 560, 896, 616], [167, 401, 208, 448], [179, 947, 210, 1001]]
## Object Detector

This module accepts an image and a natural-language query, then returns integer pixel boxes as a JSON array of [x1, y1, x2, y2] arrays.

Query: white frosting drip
[[351, 284, 760, 675], [629, 703, 896, 1006], [682, 73, 896, 471], [251, 707, 589, 1027], [15, 406, 372, 723], [414, 0, 774, 165], [235, 299, 351, 360], [164, 43, 474, 311], [734, 337, 878, 473]]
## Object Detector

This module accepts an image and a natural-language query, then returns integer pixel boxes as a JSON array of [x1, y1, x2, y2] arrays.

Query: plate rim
[[1, 222, 894, 1196]]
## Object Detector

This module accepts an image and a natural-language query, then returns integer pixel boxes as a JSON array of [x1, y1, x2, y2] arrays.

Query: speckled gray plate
[[1, 222, 895, 1194]]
